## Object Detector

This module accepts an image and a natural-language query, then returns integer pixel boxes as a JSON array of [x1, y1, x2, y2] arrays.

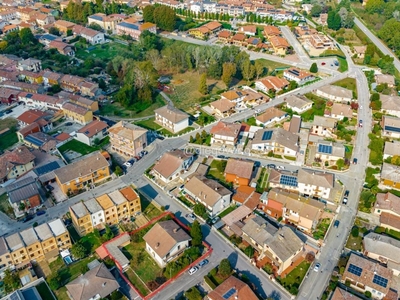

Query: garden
[[0, 118, 18, 152], [207, 159, 227, 183], [313, 218, 332, 240], [332, 78, 357, 99], [300, 93, 326, 122], [276, 261, 310, 295]]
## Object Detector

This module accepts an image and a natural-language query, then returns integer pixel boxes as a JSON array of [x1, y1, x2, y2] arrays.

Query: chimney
[[173, 228, 178, 233], [102, 282, 106, 287], [155, 242, 160, 249], [79, 172, 82, 176]]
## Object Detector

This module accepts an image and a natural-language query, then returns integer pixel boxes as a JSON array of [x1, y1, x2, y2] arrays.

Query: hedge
[[204, 275, 217, 289]]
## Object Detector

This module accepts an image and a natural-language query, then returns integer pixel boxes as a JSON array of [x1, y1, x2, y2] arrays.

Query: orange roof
[[218, 30, 232, 38], [139, 22, 155, 30], [55, 132, 71, 141], [233, 185, 255, 203], [232, 33, 246, 41], [239, 25, 257, 33], [269, 36, 289, 48], [204, 21, 222, 31], [264, 25, 281, 36]]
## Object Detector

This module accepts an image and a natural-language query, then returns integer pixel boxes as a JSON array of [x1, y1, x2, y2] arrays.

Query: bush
[[209, 267, 217, 277], [204, 275, 217, 289], [365, 291, 372, 298], [351, 226, 359, 238]]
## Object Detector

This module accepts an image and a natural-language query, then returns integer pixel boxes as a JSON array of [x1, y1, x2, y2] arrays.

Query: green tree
[[244, 245, 254, 258], [218, 258, 232, 277], [49, 276, 60, 290], [190, 220, 203, 246], [311, 4, 322, 17], [153, 6, 177, 31], [67, 29, 73, 37], [71, 241, 87, 259], [193, 203, 207, 217], [241, 59, 255, 83], [19, 28, 35, 45], [189, 135, 195, 143], [114, 165, 123, 176], [18, 202, 26, 211], [309, 62, 318, 73], [49, 27, 61, 36], [221, 62, 236, 87], [351, 226, 359, 237], [51, 84, 62, 94], [336, 158, 345, 169], [98, 78, 107, 90], [198, 73, 208, 94], [184, 287, 202, 300], [88, 23, 103, 31], [254, 60, 265, 79], [3, 270, 21, 293], [366, 0, 385, 13]]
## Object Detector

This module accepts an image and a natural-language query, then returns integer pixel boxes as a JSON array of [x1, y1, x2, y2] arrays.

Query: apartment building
[[108, 121, 148, 157], [75, 120, 108, 146], [154, 105, 189, 133], [116, 21, 156, 40], [316, 85, 353, 103], [87, 13, 126, 33], [0, 237, 13, 275], [119, 186, 141, 216], [83, 198, 105, 229], [70, 202, 93, 237], [62, 102, 93, 125], [108, 190, 130, 221], [96, 194, 118, 225], [48, 219, 71, 251], [73, 25, 105, 45], [297, 169, 334, 200], [20, 228, 44, 262], [34, 223, 58, 262], [5, 233, 28, 266]]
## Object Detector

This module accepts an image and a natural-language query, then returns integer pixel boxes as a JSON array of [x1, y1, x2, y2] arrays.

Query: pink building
[[116, 22, 156, 40]]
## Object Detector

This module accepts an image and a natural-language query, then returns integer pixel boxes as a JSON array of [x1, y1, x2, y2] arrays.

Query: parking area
[[52, 121, 83, 135], [0, 103, 28, 119]]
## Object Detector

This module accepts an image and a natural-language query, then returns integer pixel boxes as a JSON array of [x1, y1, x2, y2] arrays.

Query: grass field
[[58, 139, 98, 156], [278, 261, 310, 295], [134, 118, 162, 131], [207, 159, 227, 183], [75, 42, 129, 61], [124, 268, 150, 296], [255, 58, 290, 74], [337, 57, 348, 72], [218, 206, 236, 218], [0, 118, 18, 151], [345, 234, 362, 251], [313, 218, 331, 240], [301, 93, 326, 121], [333, 78, 357, 98]]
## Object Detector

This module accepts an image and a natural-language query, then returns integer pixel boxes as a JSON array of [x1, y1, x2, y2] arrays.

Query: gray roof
[[70, 202, 89, 218], [384, 141, 400, 157], [6, 177, 39, 203], [312, 116, 337, 128], [252, 127, 299, 152], [154, 105, 189, 124], [19, 228, 39, 246], [316, 140, 345, 157], [5, 176, 35, 193], [266, 226, 303, 262], [317, 85, 353, 99], [363, 232, 400, 264], [382, 115, 400, 132], [241, 216, 278, 246], [285, 95, 312, 109], [297, 169, 334, 188], [381, 163, 400, 184], [5, 233, 24, 252], [0, 236, 9, 256], [380, 94, 400, 112], [108, 190, 127, 206], [105, 233, 130, 268], [34, 223, 54, 241], [84, 198, 103, 214], [48, 219, 67, 237]]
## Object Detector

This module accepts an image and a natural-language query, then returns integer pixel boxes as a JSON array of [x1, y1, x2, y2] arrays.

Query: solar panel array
[[373, 274, 388, 288], [385, 126, 400, 133], [318, 144, 332, 154], [223, 288, 236, 299], [280, 174, 298, 187], [348, 264, 362, 277], [119, 22, 139, 30], [34, 161, 60, 176], [90, 15, 103, 21], [288, 69, 300, 76], [24, 135, 45, 147], [262, 130, 273, 141]]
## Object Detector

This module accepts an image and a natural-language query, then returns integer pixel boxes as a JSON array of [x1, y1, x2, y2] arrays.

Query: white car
[[276, 166, 285, 170], [123, 162, 132, 168], [314, 263, 321, 272], [188, 266, 198, 275]]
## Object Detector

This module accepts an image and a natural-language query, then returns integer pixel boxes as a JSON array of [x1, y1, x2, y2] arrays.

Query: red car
[[321, 62, 326, 65]]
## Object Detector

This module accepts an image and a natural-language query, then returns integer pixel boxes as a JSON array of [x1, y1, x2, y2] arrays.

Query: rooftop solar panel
[[373, 274, 388, 288], [348, 264, 362, 277], [280, 174, 298, 187], [262, 130, 273, 141], [118, 22, 139, 30], [34, 161, 61, 176], [223, 288, 236, 299], [385, 125, 400, 133], [318, 144, 332, 154], [24, 135, 45, 147], [89, 15, 103, 21]]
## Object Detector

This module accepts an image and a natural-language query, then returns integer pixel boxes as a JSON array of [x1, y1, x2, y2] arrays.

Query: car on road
[[344, 190, 349, 197], [157, 136, 165, 140], [343, 190, 349, 204], [353, 158, 358, 165], [358, 120, 363, 128], [334, 60, 339, 66], [141, 150, 148, 156], [123, 162, 132, 168], [22, 215, 34, 223], [36, 210, 46, 216], [65, 122, 73, 126], [276, 166, 285, 170], [188, 214, 196, 220], [188, 266, 198, 275], [314, 263, 321, 272], [198, 259, 209, 268], [5, 110, 12, 114], [267, 164, 276, 169], [321, 62, 326, 65], [334, 220, 340, 228]]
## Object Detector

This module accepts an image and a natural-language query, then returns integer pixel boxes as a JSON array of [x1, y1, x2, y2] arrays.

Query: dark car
[[254, 161, 261, 168], [198, 259, 209, 267], [334, 220, 340, 228], [353, 158, 358, 164], [46, 185, 54, 191], [158, 136, 165, 140], [22, 215, 34, 223], [65, 122, 73, 126], [5, 110, 12, 114], [142, 150, 148, 155], [334, 60, 339, 66], [267, 164, 276, 169], [217, 155, 226, 159], [344, 190, 349, 197], [36, 210, 46, 216]]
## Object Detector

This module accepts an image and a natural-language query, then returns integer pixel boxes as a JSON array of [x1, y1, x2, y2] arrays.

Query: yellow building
[[20, 228, 44, 262], [108, 190, 130, 221], [108, 121, 148, 157], [70, 202, 93, 237], [0, 237, 14, 272], [119, 186, 141, 216], [188, 27, 210, 40], [48, 219, 71, 251], [62, 102, 93, 125], [34, 223, 58, 262], [5, 233, 28, 266], [54, 151, 110, 196], [96, 194, 118, 225]]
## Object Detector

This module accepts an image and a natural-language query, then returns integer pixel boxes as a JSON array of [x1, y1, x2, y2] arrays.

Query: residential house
[[209, 98, 236, 118], [42, 70, 62, 86], [154, 105, 189, 134], [311, 116, 337, 137], [58, 91, 99, 111], [70, 202, 93, 237], [220, 89, 248, 107], [251, 128, 299, 157], [206, 276, 259, 300], [53, 20, 75, 34], [255, 76, 289, 94], [108, 190, 130, 221], [284, 95, 312, 114], [297, 168, 334, 199], [143, 220, 192, 267], [119, 186, 141, 217], [66, 263, 119, 300], [238, 25, 256, 36], [35, 13, 55, 28], [48, 41, 75, 56], [88, 13, 126, 34], [0, 81, 43, 94], [210, 121, 241, 146], [380, 163, 400, 189], [62, 102, 93, 125], [184, 176, 232, 216], [0, 10, 16, 22], [0, 70, 18, 82], [232, 186, 261, 210], [383, 141, 400, 160], [0, 146, 36, 183], [34, 223, 58, 262], [331, 288, 364, 300], [224, 158, 254, 186], [96, 194, 118, 225], [54, 151, 110, 196], [269, 36, 289, 55], [19, 228, 44, 262], [6, 177, 42, 218], [375, 74, 395, 88], [108, 121, 148, 157], [3, 24, 19, 34], [0, 237, 14, 274], [382, 115, 400, 139], [73, 25, 105, 45], [263, 25, 281, 38], [17, 8, 35, 22], [48, 218, 71, 251], [363, 232, 400, 276], [353, 46, 367, 59], [309, 33, 334, 49], [0, 87, 20, 104], [17, 109, 52, 132], [342, 253, 394, 299], [255, 107, 287, 127], [283, 68, 314, 85], [380, 213, 400, 235], [286, 115, 302, 134], [189, 26, 211, 40], [95, 233, 131, 271], [324, 103, 353, 120], [83, 198, 105, 229], [18, 70, 43, 84], [5, 233, 28, 266], [231, 33, 247, 47], [319, 13, 328, 26], [316, 85, 353, 103], [374, 192, 400, 219], [59, 75, 84, 93], [241, 87, 266, 106], [218, 30, 232, 43], [116, 21, 156, 40], [380, 94, 400, 118], [75, 120, 108, 146], [39, 34, 61, 46], [152, 149, 194, 183], [18, 93, 63, 111], [17, 58, 41, 73], [314, 140, 345, 163]]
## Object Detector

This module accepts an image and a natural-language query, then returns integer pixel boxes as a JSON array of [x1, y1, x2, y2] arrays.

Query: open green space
[[58, 139, 98, 156], [313, 218, 331, 240], [255, 58, 290, 75], [301, 93, 326, 121], [337, 57, 348, 72], [0, 193, 14, 218], [368, 133, 384, 166], [75, 42, 130, 62], [333, 78, 357, 98], [134, 118, 162, 131], [244, 117, 257, 126], [195, 112, 215, 126], [0, 118, 18, 151], [124, 268, 150, 296], [207, 159, 227, 183], [277, 261, 310, 295], [79, 232, 102, 254], [256, 167, 269, 193], [143, 202, 163, 220], [218, 206, 237, 218], [345, 234, 363, 251], [375, 227, 400, 240], [358, 189, 376, 213]]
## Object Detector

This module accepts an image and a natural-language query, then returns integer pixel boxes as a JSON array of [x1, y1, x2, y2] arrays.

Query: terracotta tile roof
[[380, 212, 400, 231], [218, 30, 232, 38], [108, 121, 147, 141], [204, 21, 222, 31], [119, 186, 139, 202], [62, 102, 89, 116], [42, 70, 62, 82], [298, 169, 334, 189], [0, 146, 36, 179], [284, 67, 313, 80], [17, 109, 49, 125], [60, 74, 85, 86], [152, 149, 192, 180], [55, 132, 71, 141], [232, 33, 246, 41], [269, 35, 289, 48], [256, 107, 287, 123], [54, 20, 76, 29], [239, 25, 256, 33], [73, 25, 100, 38], [210, 121, 241, 138], [210, 98, 235, 113], [77, 120, 108, 138], [0, 87, 19, 99], [143, 220, 191, 259], [49, 40, 72, 52], [264, 25, 281, 36], [221, 205, 252, 227], [375, 192, 400, 216], [221, 89, 246, 101], [225, 158, 254, 180], [207, 276, 258, 300], [257, 76, 289, 90], [139, 22, 156, 30], [18, 122, 40, 137]]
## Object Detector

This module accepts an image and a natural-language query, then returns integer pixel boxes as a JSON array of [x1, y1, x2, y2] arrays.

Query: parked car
[[22, 215, 34, 223], [5, 110, 12, 114], [344, 190, 349, 197], [46, 185, 54, 191], [276, 166, 285, 170], [353, 158, 358, 164], [358, 120, 363, 128], [198, 259, 209, 268], [123, 162, 132, 168], [188, 266, 198, 275], [314, 263, 321, 272], [217, 155, 226, 159], [334, 60, 339, 66], [267, 164, 276, 169], [36, 210, 46, 216], [188, 214, 196, 220], [321, 62, 326, 65], [142, 150, 148, 155], [134, 156, 141, 161], [334, 220, 340, 228], [65, 122, 73, 126]]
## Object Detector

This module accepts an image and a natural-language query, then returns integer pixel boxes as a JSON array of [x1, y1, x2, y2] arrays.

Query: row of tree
[[143, 5, 177, 32]]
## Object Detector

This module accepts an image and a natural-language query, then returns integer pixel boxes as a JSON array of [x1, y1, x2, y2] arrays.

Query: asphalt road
[[354, 17, 400, 73]]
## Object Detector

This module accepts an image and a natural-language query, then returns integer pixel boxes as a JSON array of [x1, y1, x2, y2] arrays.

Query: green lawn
[[358, 189, 376, 213], [134, 118, 162, 131], [75, 42, 129, 61], [345, 145, 353, 160], [0, 130, 18, 151], [58, 139, 98, 156], [124, 268, 150, 296], [195, 112, 215, 126], [277, 261, 310, 295], [218, 206, 237, 218], [53, 287, 69, 300], [244, 117, 257, 126], [301, 93, 326, 121], [345, 234, 363, 251], [375, 227, 400, 240], [36, 282, 56, 300], [207, 159, 227, 182], [0, 193, 14, 218], [143, 202, 162, 220], [337, 57, 349, 72], [255, 58, 290, 75], [256, 167, 269, 193], [333, 78, 357, 98], [79, 232, 102, 254]]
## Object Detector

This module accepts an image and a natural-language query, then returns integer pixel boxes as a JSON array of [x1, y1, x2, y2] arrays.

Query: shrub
[[351, 226, 359, 237], [204, 275, 217, 289], [365, 291, 372, 298]]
